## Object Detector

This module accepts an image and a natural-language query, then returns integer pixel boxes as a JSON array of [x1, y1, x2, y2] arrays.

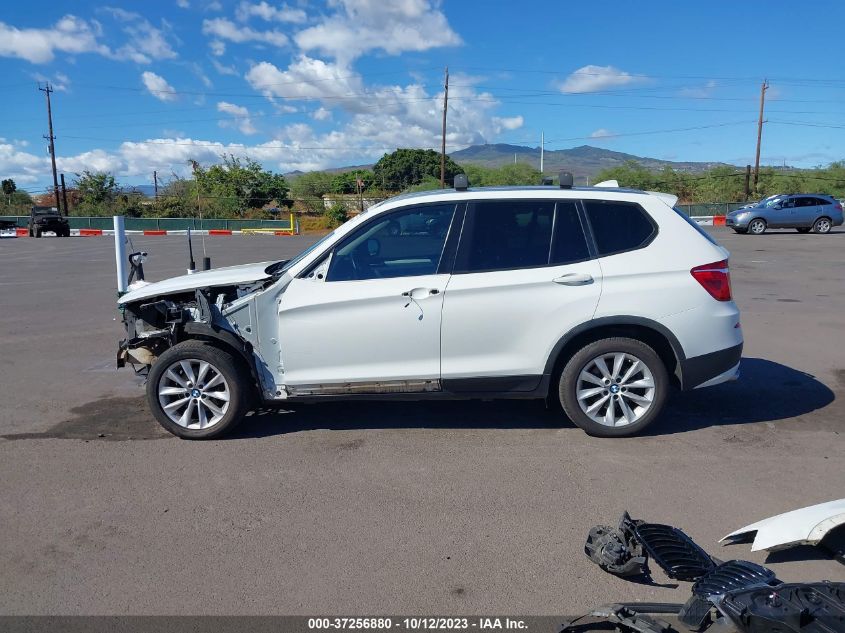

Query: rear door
[[793, 196, 819, 227], [440, 198, 602, 389]]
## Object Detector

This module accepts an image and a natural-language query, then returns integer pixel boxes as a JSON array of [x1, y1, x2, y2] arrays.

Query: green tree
[[73, 170, 118, 216], [192, 155, 289, 218], [331, 169, 374, 194], [2, 178, 16, 204], [373, 149, 461, 191], [289, 171, 335, 212]]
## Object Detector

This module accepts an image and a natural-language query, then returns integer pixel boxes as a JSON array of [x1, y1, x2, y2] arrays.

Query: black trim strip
[[680, 343, 742, 389]]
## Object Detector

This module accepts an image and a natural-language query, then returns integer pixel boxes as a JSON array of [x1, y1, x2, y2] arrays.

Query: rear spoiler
[[593, 179, 679, 208]]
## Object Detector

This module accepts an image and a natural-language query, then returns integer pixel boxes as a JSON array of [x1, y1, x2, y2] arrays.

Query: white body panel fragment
[[720, 498, 845, 552]]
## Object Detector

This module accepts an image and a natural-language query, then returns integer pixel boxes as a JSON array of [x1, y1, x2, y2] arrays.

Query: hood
[[118, 261, 277, 304]]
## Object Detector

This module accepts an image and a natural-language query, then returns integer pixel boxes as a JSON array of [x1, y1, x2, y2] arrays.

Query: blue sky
[[2, 0, 843, 192]]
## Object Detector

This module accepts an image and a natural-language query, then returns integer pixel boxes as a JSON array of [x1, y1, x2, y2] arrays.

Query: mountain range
[[448, 144, 732, 184]]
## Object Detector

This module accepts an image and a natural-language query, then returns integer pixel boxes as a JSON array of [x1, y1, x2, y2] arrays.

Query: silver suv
[[726, 194, 843, 235]]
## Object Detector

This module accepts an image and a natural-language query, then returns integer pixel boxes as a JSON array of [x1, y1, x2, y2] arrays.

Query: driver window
[[326, 203, 456, 282]]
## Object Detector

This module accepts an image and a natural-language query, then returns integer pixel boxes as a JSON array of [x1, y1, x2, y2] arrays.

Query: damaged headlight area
[[116, 282, 265, 372]]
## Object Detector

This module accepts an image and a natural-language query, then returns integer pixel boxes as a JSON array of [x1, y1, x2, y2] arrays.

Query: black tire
[[28, 228, 33, 237], [146, 340, 248, 439], [558, 337, 669, 437], [34, 227, 42, 238], [797, 228, 811, 234], [813, 217, 832, 234], [747, 218, 766, 235]]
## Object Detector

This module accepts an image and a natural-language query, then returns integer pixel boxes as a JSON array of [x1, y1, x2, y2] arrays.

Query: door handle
[[552, 273, 594, 286], [401, 288, 441, 298]]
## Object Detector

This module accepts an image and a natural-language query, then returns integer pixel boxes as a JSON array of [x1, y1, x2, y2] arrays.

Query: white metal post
[[113, 216, 128, 293], [540, 131, 544, 174]]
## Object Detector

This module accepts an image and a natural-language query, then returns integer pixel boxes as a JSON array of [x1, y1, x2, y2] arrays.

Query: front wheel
[[813, 217, 832, 234], [558, 337, 669, 437], [748, 218, 767, 235], [146, 341, 248, 439]]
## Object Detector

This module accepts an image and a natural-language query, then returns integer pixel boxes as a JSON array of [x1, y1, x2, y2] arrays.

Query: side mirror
[[366, 237, 380, 257]]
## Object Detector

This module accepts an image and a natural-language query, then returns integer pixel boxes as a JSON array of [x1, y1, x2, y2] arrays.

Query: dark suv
[[29, 206, 70, 237]]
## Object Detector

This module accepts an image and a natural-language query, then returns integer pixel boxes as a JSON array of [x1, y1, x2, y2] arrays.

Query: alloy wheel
[[749, 220, 766, 234], [575, 352, 656, 427], [157, 358, 231, 429]]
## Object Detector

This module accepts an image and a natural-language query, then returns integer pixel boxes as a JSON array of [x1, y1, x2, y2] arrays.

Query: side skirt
[[278, 375, 550, 403]]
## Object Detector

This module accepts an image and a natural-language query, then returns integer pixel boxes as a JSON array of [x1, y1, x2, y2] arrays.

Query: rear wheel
[[748, 218, 767, 235], [813, 217, 832, 234], [796, 228, 811, 234], [34, 227, 42, 238], [146, 340, 248, 439], [558, 337, 669, 437]]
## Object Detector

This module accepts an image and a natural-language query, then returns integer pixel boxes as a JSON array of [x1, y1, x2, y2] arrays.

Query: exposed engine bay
[[117, 259, 292, 400]]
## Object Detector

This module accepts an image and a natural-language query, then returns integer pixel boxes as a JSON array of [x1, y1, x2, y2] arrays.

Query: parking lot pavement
[[0, 228, 843, 615]]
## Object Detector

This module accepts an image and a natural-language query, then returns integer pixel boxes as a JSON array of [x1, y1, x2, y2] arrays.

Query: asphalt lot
[[1, 227, 843, 615]]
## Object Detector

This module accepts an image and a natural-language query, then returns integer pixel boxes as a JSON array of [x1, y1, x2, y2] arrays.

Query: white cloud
[[217, 101, 258, 135], [102, 7, 178, 63], [245, 57, 362, 104], [211, 58, 238, 75], [202, 17, 289, 49], [209, 40, 226, 56], [557, 65, 648, 94], [492, 115, 523, 131], [679, 80, 717, 98], [312, 107, 332, 121], [141, 71, 178, 101], [236, 1, 307, 23], [590, 128, 614, 138], [294, 0, 461, 62], [0, 15, 109, 63], [176, 0, 190, 7], [32, 71, 71, 92]]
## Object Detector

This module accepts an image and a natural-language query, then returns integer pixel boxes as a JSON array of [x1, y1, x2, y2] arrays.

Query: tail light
[[835, 202, 843, 212], [691, 259, 732, 301]]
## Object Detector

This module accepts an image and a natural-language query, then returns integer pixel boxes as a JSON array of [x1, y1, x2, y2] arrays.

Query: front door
[[278, 203, 458, 393]]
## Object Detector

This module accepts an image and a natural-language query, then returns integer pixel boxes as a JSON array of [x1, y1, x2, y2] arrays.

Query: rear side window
[[584, 200, 656, 256], [551, 201, 591, 265], [455, 200, 555, 272]]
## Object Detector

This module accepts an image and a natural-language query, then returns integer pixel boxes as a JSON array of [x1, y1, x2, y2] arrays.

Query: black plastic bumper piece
[[719, 581, 845, 633], [680, 342, 742, 390]]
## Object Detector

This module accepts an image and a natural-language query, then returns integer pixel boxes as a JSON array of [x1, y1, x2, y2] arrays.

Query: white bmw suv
[[117, 174, 742, 439]]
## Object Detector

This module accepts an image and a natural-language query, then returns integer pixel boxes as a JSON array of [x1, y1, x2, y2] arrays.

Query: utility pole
[[60, 173, 69, 215], [153, 170, 159, 199], [540, 131, 544, 174], [440, 66, 449, 188], [752, 79, 768, 195], [39, 83, 61, 213], [743, 164, 751, 201]]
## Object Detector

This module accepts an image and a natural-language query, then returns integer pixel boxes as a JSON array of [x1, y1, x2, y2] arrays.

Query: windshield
[[32, 207, 59, 215], [277, 230, 337, 274], [761, 195, 785, 207]]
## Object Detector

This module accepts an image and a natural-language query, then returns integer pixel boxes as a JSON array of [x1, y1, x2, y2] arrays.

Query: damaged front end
[[116, 259, 291, 401]]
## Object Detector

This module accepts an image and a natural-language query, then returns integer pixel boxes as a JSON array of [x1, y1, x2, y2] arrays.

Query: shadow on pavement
[[232, 357, 836, 439], [648, 357, 836, 435]]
